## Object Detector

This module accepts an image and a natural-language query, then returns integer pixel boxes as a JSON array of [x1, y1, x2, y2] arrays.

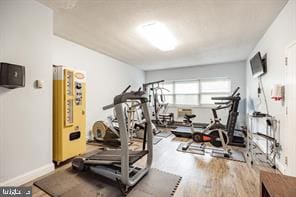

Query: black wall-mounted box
[[0, 62, 25, 89]]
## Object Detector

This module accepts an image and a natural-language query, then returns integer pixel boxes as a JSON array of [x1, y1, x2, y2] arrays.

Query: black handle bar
[[211, 87, 240, 101], [102, 104, 114, 110], [103, 85, 131, 110], [231, 87, 240, 96], [143, 80, 164, 87], [214, 102, 230, 105], [122, 85, 131, 94]]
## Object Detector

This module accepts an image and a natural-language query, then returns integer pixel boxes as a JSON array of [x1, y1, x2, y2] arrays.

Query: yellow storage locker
[[53, 65, 86, 164]]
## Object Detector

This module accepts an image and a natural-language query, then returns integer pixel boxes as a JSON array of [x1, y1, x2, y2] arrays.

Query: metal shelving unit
[[247, 114, 281, 169]]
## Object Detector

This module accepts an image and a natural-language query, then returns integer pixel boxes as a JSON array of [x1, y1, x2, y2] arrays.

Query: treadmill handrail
[[142, 80, 164, 88], [116, 98, 153, 186], [214, 101, 230, 105], [102, 85, 147, 110], [121, 85, 131, 94], [214, 103, 232, 110], [231, 87, 240, 96], [211, 87, 240, 101], [102, 104, 114, 110], [211, 95, 240, 101]]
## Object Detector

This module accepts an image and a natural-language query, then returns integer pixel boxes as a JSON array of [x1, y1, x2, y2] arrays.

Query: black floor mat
[[156, 131, 172, 138], [34, 168, 182, 197], [153, 137, 162, 144]]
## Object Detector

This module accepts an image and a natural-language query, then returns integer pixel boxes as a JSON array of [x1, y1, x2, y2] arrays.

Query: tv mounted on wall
[[250, 52, 267, 78]]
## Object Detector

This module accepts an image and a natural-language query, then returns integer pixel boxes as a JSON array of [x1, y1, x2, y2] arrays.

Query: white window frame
[[163, 78, 231, 108]]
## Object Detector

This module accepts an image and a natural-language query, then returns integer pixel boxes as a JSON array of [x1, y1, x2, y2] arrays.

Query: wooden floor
[[24, 133, 279, 197]]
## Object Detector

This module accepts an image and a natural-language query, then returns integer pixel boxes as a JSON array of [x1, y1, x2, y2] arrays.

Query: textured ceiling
[[39, 0, 287, 70]]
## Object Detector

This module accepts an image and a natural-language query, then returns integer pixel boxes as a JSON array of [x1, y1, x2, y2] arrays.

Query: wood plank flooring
[[24, 133, 279, 197]]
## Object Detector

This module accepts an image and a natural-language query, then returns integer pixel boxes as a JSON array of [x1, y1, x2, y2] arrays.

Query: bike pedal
[[224, 153, 230, 158], [182, 144, 189, 150]]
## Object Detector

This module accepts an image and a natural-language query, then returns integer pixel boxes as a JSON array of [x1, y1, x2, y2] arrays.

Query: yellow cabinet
[[53, 66, 86, 164]]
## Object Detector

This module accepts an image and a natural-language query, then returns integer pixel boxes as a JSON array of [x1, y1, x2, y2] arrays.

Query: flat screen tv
[[250, 52, 266, 78]]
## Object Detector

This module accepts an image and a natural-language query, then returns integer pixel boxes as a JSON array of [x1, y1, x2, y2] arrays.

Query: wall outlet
[[285, 156, 288, 165]]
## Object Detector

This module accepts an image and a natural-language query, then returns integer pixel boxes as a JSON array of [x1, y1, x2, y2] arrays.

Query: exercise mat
[[156, 131, 172, 138], [171, 126, 204, 133], [153, 136, 163, 145], [34, 168, 182, 197], [177, 143, 246, 163]]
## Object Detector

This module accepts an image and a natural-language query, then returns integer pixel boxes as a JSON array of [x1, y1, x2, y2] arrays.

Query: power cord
[[258, 76, 270, 115]]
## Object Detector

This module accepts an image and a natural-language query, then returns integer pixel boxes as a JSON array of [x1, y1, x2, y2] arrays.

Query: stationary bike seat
[[184, 114, 196, 119]]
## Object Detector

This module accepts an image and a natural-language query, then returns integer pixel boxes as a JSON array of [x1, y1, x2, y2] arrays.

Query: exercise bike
[[180, 88, 244, 157], [172, 87, 246, 148], [182, 119, 231, 157]]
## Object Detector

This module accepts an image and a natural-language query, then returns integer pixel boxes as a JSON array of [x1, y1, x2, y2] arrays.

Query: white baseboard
[[0, 163, 54, 186]]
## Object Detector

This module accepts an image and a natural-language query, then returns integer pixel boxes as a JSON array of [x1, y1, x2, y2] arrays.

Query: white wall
[[145, 61, 246, 126], [0, 0, 145, 185], [53, 36, 145, 137], [246, 0, 296, 175], [0, 0, 54, 185]]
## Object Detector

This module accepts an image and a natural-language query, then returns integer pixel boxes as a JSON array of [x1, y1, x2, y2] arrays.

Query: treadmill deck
[[86, 149, 148, 165]]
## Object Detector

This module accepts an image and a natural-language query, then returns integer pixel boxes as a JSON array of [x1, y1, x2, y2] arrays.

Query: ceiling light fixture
[[137, 21, 177, 51]]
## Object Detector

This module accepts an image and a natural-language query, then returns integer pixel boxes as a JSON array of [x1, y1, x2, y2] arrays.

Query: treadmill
[[212, 88, 245, 147], [72, 85, 153, 191]]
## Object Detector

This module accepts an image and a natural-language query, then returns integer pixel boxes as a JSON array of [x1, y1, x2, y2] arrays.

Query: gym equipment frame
[[172, 87, 246, 147], [72, 86, 153, 192], [143, 80, 174, 127]]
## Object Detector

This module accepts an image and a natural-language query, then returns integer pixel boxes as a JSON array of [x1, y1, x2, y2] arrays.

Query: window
[[175, 81, 199, 105], [162, 78, 231, 106], [200, 79, 231, 104]]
